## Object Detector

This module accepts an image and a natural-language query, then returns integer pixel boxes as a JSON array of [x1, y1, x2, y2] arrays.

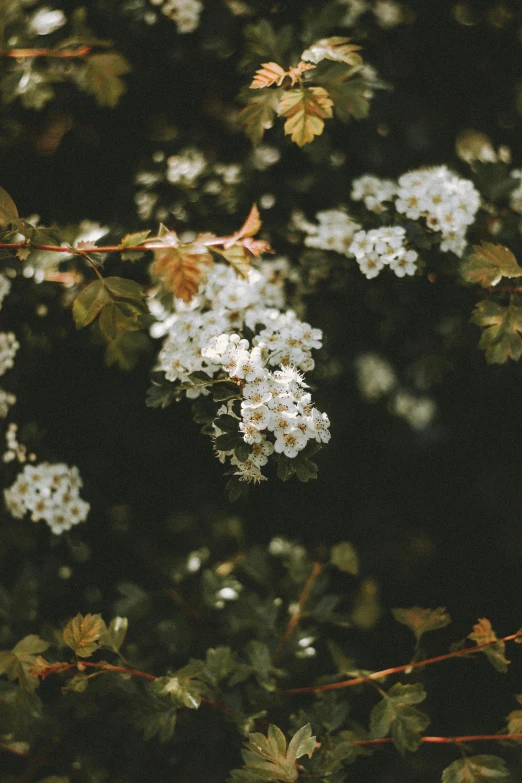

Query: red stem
[[0, 46, 91, 59], [282, 630, 522, 695], [353, 734, 522, 747], [272, 562, 323, 665]]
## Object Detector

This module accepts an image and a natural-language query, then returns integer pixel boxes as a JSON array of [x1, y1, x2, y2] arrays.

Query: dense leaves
[[369, 683, 430, 755], [232, 724, 316, 782]]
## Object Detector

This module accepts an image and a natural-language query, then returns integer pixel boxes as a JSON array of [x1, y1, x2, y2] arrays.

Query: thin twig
[[281, 629, 522, 695], [0, 46, 91, 59], [273, 562, 323, 665]]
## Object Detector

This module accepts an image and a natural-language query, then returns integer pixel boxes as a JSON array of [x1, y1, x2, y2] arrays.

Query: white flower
[[29, 7, 66, 36], [274, 428, 308, 458]]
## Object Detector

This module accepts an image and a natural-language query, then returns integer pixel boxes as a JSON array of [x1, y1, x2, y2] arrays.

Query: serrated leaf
[[277, 87, 333, 146], [471, 299, 522, 364], [330, 542, 359, 575], [468, 618, 510, 673], [238, 723, 316, 783], [63, 613, 107, 658], [251, 62, 287, 89], [146, 380, 177, 408], [152, 242, 213, 303], [72, 280, 111, 329], [84, 52, 131, 108], [441, 755, 510, 783], [315, 64, 370, 122], [0, 185, 18, 223], [301, 37, 362, 67], [391, 607, 451, 642], [240, 20, 294, 71], [0, 635, 50, 690], [369, 683, 429, 755], [213, 382, 241, 402], [239, 89, 281, 145], [121, 230, 151, 248], [462, 242, 522, 287]]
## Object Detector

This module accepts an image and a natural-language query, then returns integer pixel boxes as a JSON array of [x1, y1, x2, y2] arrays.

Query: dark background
[[1, 1, 522, 781]]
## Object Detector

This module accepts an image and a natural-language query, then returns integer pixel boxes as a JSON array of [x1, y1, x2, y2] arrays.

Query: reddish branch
[[0, 46, 91, 59], [281, 629, 522, 695], [352, 734, 522, 747], [272, 562, 324, 665]]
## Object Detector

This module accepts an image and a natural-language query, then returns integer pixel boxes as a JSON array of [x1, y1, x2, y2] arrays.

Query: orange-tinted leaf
[[468, 618, 510, 673], [63, 613, 107, 658], [392, 607, 451, 641], [277, 87, 333, 146], [250, 62, 287, 89], [153, 242, 213, 303], [224, 204, 261, 249], [85, 52, 131, 108], [286, 61, 316, 85], [0, 185, 18, 223]]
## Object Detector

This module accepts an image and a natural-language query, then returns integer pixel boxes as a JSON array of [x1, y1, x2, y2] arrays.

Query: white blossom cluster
[[4, 462, 90, 535], [394, 166, 480, 256], [149, 0, 202, 32], [166, 148, 207, 186], [0, 273, 11, 307], [338, 0, 406, 28], [298, 166, 480, 278], [295, 209, 361, 256], [509, 170, 522, 214], [349, 225, 418, 278], [0, 389, 16, 419], [0, 332, 19, 376], [203, 336, 330, 484], [153, 260, 291, 397], [151, 258, 329, 482], [350, 174, 397, 213], [354, 352, 436, 430]]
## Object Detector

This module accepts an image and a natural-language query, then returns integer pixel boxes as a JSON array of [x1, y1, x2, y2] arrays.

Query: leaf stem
[[352, 734, 522, 747], [281, 629, 522, 695], [0, 46, 91, 58], [272, 562, 323, 665]]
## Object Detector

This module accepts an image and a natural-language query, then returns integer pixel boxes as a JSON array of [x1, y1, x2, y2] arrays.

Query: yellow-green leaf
[[84, 52, 131, 108], [468, 617, 510, 673], [121, 230, 151, 248], [239, 89, 281, 144], [441, 755, 510, 783], [277, 87, 333, 146], [471, 299, 522, 364], [0, 185, 18, 223], [215, 245, 250, 279], [462, 242, 522, 287], [72, 280, 111, 329], [391, 606, 451, 641], [330, 542, 359, 575], [63, 613, 107, 658]]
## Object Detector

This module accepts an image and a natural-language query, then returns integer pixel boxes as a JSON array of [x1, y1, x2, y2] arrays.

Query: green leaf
[[0, 185, 18, 223], [441, 755, 510, 783], [391, 607, 452, 642], [238, 723, 316, 783], [0, 635, 49, 691], [235, 440, 252, 463], [213, 382, 241, 402], [146, 379, 177, 408], [100, 616, 128, 653], [240, 20, 294, 71], [471, 299, 522, 364], [239, 89, 281, 145], [103, 276, 145, 300], [215, 433, 240, 451], [315, 64, 371, 122], [105, 331, 150, 371], [62, 613, 107, 658], [468, 618, 510, 673], [84, 52, 131, 108], [215, 414, 241, 433], [121, 230, 151, 248], [369, 683, 430, 755], [462, 242, 522, 287], [72, 280, 111, 329], [330, 542, 359, 575]]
